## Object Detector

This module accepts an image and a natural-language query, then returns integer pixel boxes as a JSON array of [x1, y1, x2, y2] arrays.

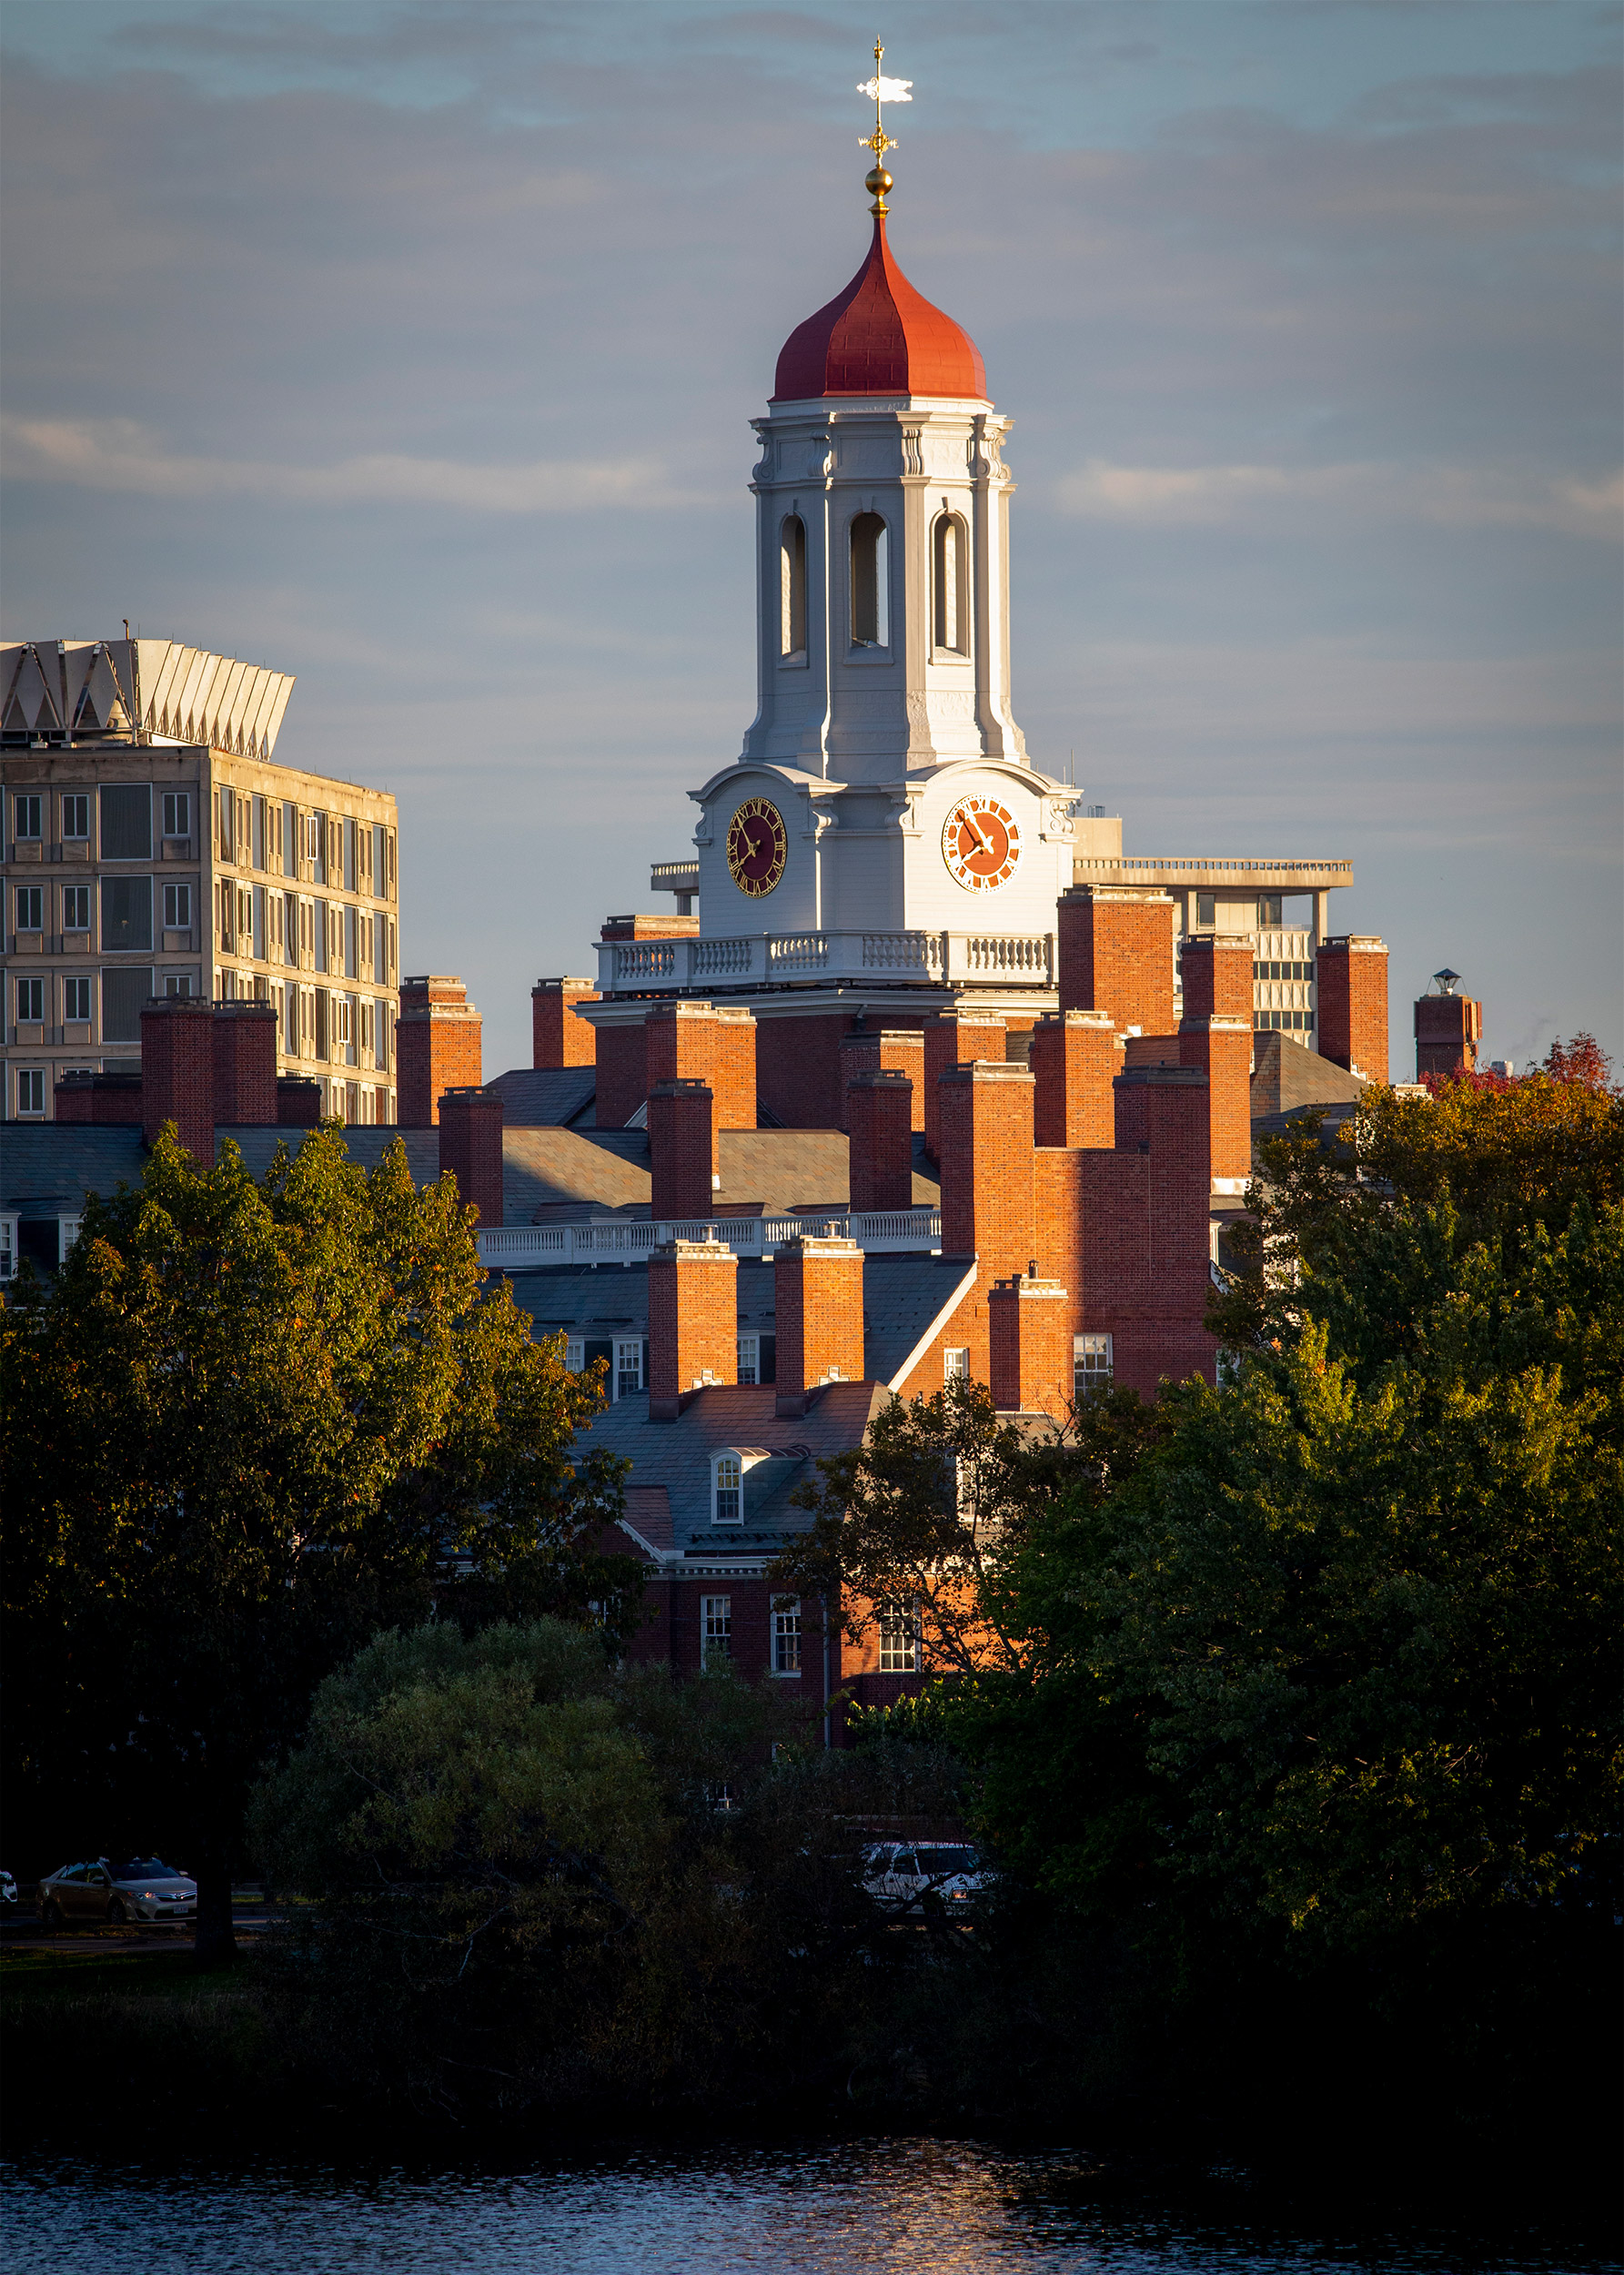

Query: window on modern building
[[251, 796, 266, 871], [63, 976, 92, 1024], [772, 1595, 802, 1675], [14, 794, 43, 840], [102, 968, 155, 1042], [878, 1602, 920, 1674], [16, 976, 45, 1024], [15, 1069, 45, 1117], [1196, 891, 1215, 926], [614, 1337, 644, 1400], [15, 885, 43, 932], [160, 790, 190, 840], [1259, 895, 1283, 927], [780, 514, 807, 657], [850, 511, 889, 647], [103, 864, 153, 946], [1074, 1332, 1113, 1403], [943, 1348, 970, 1383], [713, 1451, 742, 1525], [100, 784, 152, 861], [701, 1594, 732, 1667], [62, 794, 90, 841], [736, 1332, 760, 1385], [62, 885, 90, 932], [933, 512, 969, 654], [164, 972, 194, 999], [163, 884, 192, 933]]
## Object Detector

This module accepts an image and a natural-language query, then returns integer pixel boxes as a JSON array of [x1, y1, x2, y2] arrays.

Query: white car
[[36, 1857, 197, 1927], [862, 1841, 996, 1916]]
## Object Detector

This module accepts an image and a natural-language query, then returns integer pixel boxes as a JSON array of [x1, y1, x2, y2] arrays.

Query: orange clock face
[[942, 795, 1020, 891], [726, 796, 787, 897]]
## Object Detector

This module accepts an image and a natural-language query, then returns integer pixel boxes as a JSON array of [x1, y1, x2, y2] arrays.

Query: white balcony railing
[[597, 930, 1054, 996], [478, 1206, 942, 1271]]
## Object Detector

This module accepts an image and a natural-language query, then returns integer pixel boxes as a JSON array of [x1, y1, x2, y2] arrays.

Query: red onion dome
[[772, 216, 987, 402]]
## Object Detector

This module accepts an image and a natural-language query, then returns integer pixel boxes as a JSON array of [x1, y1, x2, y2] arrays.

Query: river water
[[3, 2138, 1617, 2274]]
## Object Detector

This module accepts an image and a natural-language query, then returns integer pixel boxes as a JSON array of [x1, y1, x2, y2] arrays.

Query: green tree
[[1, 1125, 634, 1960]]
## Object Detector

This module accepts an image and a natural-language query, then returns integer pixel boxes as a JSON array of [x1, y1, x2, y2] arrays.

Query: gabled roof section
[[487, 1067, 597, 1128]]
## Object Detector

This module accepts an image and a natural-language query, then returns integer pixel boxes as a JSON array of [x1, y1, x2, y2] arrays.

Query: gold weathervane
[[857, 39, 912, 215]]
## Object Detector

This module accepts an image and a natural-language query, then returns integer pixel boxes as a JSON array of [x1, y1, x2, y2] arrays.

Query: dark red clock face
[[726, 797, 787, 896]]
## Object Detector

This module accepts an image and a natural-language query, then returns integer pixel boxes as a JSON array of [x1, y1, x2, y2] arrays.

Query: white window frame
[[62, 884, 91, 933], [62, 975, 92, 1025], [15, 1068, 45, 1117], [701, 1594, 732, 1668], [736, 1331, 760, 1385], [15, 885, 43, 933], [15, 975, 45, 1025], [1074, 1332, 1113, 1402], [565, 1336, 585, 1372], [772, 1595, 802, 1676], [14, 794, 42, 841], [878, 1602, 921, 1675], [712, 1451, 742, 1525], [161, 791, 191, 840], [943, 1348, 970, 1383], [0, 1214, 15, 1279], [614, 1337, 644, 1400], [61, 794, 89, 842], [163, 882, 192, 933]]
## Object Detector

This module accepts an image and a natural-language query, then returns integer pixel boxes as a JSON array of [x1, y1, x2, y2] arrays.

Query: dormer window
[[850, 512, 889, 648], [713, 1451, 742, 1525], [780, 516, 807, 661], [933, 512, 969, 656]]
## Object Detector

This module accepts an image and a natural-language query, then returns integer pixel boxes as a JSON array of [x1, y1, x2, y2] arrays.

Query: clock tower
[[589, 81, 1074, 1121]]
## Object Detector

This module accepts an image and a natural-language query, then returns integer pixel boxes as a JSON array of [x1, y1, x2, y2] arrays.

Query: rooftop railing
[[478, 1205, 942, 1271], [598, 930, 1054, 995]]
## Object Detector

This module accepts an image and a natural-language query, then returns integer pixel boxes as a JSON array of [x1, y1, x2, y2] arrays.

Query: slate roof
[[0, 1126, 146, 1212], [1251, 1033, 1365, 1118], [486, 1067, 597, 1128], [219, 1127, 443, 1185], [580, 1381, 888, 1557]]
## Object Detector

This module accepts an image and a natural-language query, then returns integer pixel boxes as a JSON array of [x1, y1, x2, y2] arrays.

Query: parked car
[[0, 1868, 16, 1907], [35, 1858, 197, 1927], [862, 1841, 996, 1915]]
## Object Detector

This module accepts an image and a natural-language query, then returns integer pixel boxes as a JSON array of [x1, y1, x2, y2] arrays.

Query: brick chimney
[[1030, 1009, 1120, 1149], [438, 1086, 504, 1228], [838, 1026, 926, 1132], [938, 1060, 1035, 1279], [1180, 933, 1254, 1021], [645, 1000, 756, 1158], [648, 1238, 738, 1420], [277, 1076, 323, 1127], [923, 1011, 1005, 1161], [989, 1269, 1071, 1417], [1178, 1015, 1255, 1188], [532, 976, 599, 1070], [846, 1068, 914, 1214], [649, 1077, 716, 1220], [1413, 979, 1481, 1082], [1318, 936, 1390, 1082], [1057, 885, 1175, 1036], [212, 1003, 278, 1126], [774, 1235, 866, 1417], [55, 1070, 145, 1126], [593, 1016, 649, 1131], [396, 976, 481, 1127], [140, 996, 215, 1160]]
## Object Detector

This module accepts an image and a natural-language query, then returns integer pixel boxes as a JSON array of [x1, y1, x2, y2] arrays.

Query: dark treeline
[[3, 1061, 1619, 2176]]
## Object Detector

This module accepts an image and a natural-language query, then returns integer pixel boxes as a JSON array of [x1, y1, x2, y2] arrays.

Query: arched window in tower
[[933, 513, 969, 656], [780, 515, 806, 660], [850, 512, 890, 649]]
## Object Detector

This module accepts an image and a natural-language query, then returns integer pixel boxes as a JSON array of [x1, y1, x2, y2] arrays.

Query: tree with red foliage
[[1542, 1032, 1615, 1091]]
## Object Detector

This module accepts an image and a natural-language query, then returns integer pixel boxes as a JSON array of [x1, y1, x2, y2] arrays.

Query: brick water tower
[[1414, 968, 1482, 1080]]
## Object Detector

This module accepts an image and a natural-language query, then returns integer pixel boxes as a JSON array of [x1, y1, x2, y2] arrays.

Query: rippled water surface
[[3, 2139, 1617, 2274]]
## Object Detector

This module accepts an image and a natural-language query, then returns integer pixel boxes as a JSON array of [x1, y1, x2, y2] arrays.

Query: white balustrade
[[597, 929, 1055, 996], [478, 1206, 942, 1271]]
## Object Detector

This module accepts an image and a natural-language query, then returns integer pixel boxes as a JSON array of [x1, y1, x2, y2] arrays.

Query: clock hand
[[964, 812, 995, 857]]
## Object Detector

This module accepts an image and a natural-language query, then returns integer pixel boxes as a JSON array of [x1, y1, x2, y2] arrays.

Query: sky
[[2, 0, 1619, 1080]]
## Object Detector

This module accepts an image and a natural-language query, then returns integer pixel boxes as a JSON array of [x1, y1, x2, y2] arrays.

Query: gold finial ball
[[865, 166, 893, 197]]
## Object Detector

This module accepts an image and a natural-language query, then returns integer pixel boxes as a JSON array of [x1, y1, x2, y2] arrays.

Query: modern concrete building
[[1, 639, 400, 1123]]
